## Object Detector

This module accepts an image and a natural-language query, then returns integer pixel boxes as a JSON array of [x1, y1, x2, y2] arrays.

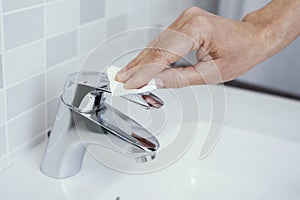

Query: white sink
[[0, 86, 299, 200]]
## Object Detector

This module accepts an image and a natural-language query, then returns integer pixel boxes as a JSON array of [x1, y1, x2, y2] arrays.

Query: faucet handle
[[121, 92, 164, 110], [62, 72, 164, 112], [97, 73, 164, 109]]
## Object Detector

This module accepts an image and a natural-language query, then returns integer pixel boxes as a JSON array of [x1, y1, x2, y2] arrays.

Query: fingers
[[155, 60, 224, 88], [115, 7, 205, 89], [117, 7, 200, 77], [123, 63, 168, 89], [118, 28, 200, 89], [155, 66, 204, 88]]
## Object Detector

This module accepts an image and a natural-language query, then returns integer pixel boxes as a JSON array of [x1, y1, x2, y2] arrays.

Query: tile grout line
[[5, 56, 78, 90], [2, 4, 44, 16], [77, 0, 81, 70], [0, 0, 10, 165], [47, 93, 61, 103], [3, 28, 76, 54], [2, 0, 69, 16], [43, 0, 48, 140], [3, 17, 107, 54], [5, 102, 46, 128], [5, 130, 47, 169]]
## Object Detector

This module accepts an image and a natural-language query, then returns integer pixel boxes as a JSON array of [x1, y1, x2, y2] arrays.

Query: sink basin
[[59, 85, 300, 200], [0, 85, 299, 200], [62, 123, 300, 200]]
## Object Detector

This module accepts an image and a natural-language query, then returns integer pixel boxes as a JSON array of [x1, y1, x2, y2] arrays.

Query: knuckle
[[188, 15, 206, 27], [186, 15, 212, 41], [127, 58, 139, 68], [150, 48, 166, 61], [183, 7, 201, 17]]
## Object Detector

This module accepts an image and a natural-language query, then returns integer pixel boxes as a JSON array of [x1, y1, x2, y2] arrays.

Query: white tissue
[[106, 65, 157, 96]]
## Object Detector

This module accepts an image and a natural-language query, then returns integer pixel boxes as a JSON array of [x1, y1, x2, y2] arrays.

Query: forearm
[[243, 0, 300, 58]]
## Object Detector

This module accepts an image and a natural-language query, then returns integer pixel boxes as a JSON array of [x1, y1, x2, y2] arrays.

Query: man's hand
[[116, 0, 300, 89]]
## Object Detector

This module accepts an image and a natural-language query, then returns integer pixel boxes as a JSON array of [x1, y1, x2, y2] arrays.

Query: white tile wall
[[0, 55, 3, 88], [0, 18, 2, 54], [6, 74, 44, 119], [46, 58, 78, 98], [107, 14, 127, 36], [126, 9, 146, 29], [0, 125, 7, 170], [46, 30, 77, 67], [3, 40, 45, 87], [7, 104, 46, 162], [79, 19, 106, 53], [45, 0, 79, 36], [0, 0, 208, 171], [80, 0, 105, 24], [105, 0, 127, 18], [0, 125, 6, 157], [2, 0, 43, 13], [3, 7, 44, 50], [126, 0, 146, 12], [0, 90, 6, 124]]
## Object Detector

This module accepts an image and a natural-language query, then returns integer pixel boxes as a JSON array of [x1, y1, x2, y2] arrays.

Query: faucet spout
[[40, 72, 161, 179]]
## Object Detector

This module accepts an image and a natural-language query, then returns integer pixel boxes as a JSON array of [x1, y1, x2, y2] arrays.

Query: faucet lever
[[99, 73, 164, 109]]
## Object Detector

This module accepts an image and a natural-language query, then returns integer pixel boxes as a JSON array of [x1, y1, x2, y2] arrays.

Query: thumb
[[155, 66, 204, 88], [155, 60, 222, 88]]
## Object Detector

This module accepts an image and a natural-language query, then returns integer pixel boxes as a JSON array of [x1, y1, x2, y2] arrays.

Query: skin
[[115, 0, 300, 89]]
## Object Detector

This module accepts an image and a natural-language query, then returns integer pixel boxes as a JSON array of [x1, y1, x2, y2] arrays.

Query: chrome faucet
[[40, 72, 163, 179]]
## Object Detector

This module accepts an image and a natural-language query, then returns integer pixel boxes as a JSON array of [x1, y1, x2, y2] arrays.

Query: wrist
[[242, 0, 300, 58], [242, 14, 275, 59]]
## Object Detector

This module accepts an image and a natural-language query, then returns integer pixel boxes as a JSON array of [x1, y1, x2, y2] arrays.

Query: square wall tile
[[0, 90, 5, 124], [3, 40, 45, 87], [46, 0, 79, 36], [47, 97, 59, 128], [145, 0, 175, 27], [3, 7, 44, 50], [80, 0, 105, 24], [0, 125, 7, 158], [0, 55, 3, 89], [2, 0, 43, 13], [6, 74, 45, 119], [107, 15, 127, 37], [46, 31, 77, 68], [126, 8, 146, 29], [105, 0, 127, 18], [46, 58, 78, 98], [7, 104, 46, 154], [127, 0, 146, 12], [79, 19, 106, 53]]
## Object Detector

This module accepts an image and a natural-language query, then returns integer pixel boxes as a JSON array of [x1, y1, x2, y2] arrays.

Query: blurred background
[[0, 0, 299, 171]]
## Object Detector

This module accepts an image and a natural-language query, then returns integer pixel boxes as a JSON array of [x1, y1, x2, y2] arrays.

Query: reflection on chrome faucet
[[40, 72, 163, 179]]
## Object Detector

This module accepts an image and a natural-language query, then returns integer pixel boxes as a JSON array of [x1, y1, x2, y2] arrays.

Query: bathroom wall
[[0, 0, 219, 171]]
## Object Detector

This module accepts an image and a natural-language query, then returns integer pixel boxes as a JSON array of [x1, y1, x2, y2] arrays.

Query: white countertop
[[0, 142, 68, 200]]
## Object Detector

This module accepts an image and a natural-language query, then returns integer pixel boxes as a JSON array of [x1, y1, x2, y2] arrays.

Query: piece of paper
[[106, 65, 157, 96]]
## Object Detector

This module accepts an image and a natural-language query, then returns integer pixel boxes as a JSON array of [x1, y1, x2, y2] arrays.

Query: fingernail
[[115, 71, 125, 82], [124, 80, 135, 89]]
